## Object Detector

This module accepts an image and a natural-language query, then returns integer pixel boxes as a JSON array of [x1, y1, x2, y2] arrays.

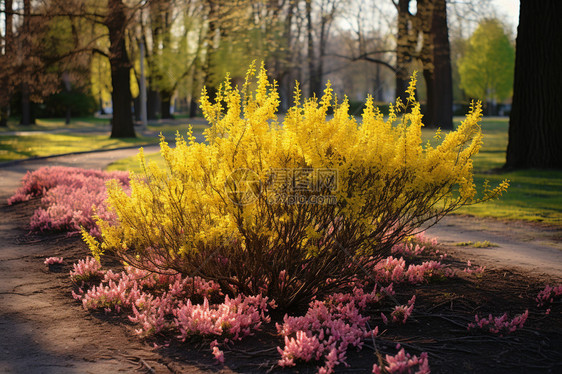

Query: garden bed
[[2, 199, 561, 373]]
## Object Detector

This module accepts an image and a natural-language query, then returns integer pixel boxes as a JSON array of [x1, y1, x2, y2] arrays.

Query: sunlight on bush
[[84, 62, 508, 310]]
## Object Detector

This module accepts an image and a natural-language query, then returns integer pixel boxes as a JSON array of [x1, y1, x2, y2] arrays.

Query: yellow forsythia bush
[[84, 63, 507, 310]]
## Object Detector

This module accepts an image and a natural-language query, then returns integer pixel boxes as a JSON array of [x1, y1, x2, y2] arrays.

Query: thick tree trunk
[[160, 90, 173, 119], [421, 0, 453, 129], [106, 0, 135, 138], [20, 84, 34, 125], [133, 96, 141, 121], [20, 0, 34, 126], [505, 0, 562, 169], [147, 85, 160, 119]]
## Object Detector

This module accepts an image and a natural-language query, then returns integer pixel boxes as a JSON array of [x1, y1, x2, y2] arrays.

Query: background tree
[[105, 0, 135, 138], [458, 18, 514, 115], [0, 0, 14, 127], [505, 0, 562, 169], [418, 0, 453, 129]]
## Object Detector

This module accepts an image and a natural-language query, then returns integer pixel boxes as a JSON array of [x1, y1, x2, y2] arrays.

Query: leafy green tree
[[458, 19, 515, 110]]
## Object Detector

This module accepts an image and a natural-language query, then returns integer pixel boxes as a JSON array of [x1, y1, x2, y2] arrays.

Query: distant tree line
[[1, 0, 558, 169]]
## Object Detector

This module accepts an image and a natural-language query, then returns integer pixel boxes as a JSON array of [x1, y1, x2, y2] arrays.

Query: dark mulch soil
[[2, 200, 561, 373]]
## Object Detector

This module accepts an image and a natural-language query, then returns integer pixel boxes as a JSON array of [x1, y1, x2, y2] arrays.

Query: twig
[[139, 358, 156, 374]]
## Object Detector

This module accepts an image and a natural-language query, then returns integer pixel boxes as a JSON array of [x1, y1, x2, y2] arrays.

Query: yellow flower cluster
[[83, 62, 507, 307]]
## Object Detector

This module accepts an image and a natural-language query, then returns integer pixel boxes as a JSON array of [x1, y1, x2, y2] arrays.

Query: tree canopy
[[458, 18, 515, 103]]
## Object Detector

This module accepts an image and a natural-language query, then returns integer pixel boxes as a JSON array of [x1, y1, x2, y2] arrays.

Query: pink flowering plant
[[44, 256, 64, 265], [70, 258, 270, 344], [467, 310, 529, 335], [372, 345, 430, 374], [8, 166, 129, 235], [69, 256, 105, 285], [536, 284, 562, 308]]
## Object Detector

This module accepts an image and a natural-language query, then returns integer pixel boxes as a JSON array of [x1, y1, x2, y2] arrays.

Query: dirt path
[[0, 147, 176, 373], [0, 148, 561, 373], [426, 215, 562, 279]]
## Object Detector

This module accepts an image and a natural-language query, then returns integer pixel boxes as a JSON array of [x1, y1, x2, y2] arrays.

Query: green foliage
[[458, 19, 515, 102], [39, 90, 98, 118]]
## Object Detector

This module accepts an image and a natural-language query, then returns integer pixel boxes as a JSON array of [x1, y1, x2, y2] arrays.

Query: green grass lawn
[[0, 132, 158, 162], [0, 117, 111, 132], [0, 117, 209, 163], [445, 118, 562, 225]]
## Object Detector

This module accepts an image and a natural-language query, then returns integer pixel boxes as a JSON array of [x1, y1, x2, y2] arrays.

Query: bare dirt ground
[[1, 149, 561, 373]]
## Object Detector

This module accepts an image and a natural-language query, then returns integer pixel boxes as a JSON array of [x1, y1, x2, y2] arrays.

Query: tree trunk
[[306, 0, 321, 98], [421, 0, 453, 129], [106, 0, 135, 138], [147, 85, 160, 119], [505, 0, 562, 169], [133, 95, 141, 121], [203, 0, 219, 100], [395, 0, 411, 101], [0, 0, 14, 127], [20, 0, 34, 126], [160, 90, 173, 119]]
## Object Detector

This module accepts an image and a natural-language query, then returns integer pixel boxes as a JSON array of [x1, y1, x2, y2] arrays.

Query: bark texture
[[505, 0, 562, 169], [106, 0, 135, 138], [420, 0, 453, 129]]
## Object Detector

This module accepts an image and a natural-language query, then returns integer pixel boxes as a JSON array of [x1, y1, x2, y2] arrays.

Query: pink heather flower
[[44, 257, 64, 265], [277, 331, 324, 367], [70, 257, 104, 284], [463, 260, 485, 276], [381, 312, 389, 325], [373, 256, 449, 285], [8, 166, 129, 235], [372, 348, 430, 374], [390, 297, 415, 325], [174, 294, 270, 342], [212, 346, 225, 364], [277, 295, 380, 372], [468, 310, 528, 335], [536, 284, 562, 307]]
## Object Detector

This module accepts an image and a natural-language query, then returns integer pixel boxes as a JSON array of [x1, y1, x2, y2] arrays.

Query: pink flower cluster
[[69, 256, 104, 284], [391, 242, 426, 257], [536, 284, 562, 308], [467, 310, 529, 335], [462, 260, 485, 276], [276, 285, 388, 373], [175, 294, 271, 342], [70, 259, 269, 344], [372, 346, 430, 374], [8, 166, 129, 203], [210, 340, 225, 364], [44, 256, 64, 265], [382, 296, 416, 325], [373, 256, 451, 284], [8, 166, 129, 235]]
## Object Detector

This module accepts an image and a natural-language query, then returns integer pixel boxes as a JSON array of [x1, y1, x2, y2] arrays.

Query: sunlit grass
[[0, 116, 111, 132], [0, 117, 210, 162], [442, 118, 561, 225], [0, 133, 155, 162]]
